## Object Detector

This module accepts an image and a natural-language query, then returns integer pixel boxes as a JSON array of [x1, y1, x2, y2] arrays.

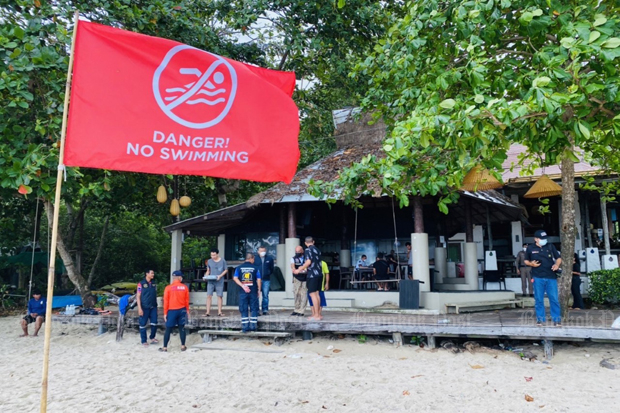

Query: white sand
[[1, 315, 619, 413]]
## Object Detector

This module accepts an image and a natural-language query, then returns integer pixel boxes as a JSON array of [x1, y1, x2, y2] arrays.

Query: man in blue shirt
[[525, 229, 562, 326], [234, 253, 262, 332], [20, 289, 46, 337], [254, 246, 274, 315]]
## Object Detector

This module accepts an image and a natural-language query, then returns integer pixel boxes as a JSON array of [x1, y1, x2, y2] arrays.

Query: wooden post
[[287, 203, 296, 238], [40, 11, 80, 413], [115, 313, 125, 342], [486, 206, 493, 251], [279, 205, 286, 244], [465, 200, 473, 243], [543, 339, 554, 360], [413, 196, 424, 233]]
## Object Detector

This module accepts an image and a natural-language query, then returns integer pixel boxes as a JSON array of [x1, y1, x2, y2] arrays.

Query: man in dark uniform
[[524, 230, 562, 326], [234, 253, 262, 332], [255, 246, 274, 315], [136, 269, 158, 346], [295, 236, 322, 320]]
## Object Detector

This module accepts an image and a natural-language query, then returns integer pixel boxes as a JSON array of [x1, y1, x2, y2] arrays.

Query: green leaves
[[532, 76, 551, 88], [602, 38, 620, 49], [439, 98, 456, 109]]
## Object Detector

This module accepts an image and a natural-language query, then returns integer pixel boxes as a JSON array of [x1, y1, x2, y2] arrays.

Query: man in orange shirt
[[160, 270, 190, 352]]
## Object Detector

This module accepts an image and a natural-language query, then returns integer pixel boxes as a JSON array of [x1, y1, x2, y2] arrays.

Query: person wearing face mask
[[254, 246, 274, 315], [290, 245, 308, 316], [515, 243, 532, 297], [524, 230, 562, 327]]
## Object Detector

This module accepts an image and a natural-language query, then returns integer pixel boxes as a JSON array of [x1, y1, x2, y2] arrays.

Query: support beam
[[170, 229, 182, 283], [279, 205, 286, 244], [288, 203, 297, 239], [217, 234, 225, 258], [465, 200, 473, 243], [284, 238, 300, 298], [412, 233, 430, 292], [427, 335, 436, 348], [464, 242, 479, 290], [543, 339, 554, 360]]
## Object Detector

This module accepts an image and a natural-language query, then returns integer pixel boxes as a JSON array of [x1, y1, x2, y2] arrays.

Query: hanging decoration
[[460, 165, 503, 191], [170, 198, 180, 216], [156, 185, 167, 203], [179, 196, 191, 207], [523, 175, 562, 198]]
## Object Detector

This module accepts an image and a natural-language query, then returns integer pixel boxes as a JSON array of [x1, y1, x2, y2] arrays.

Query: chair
[[339, 267, 354, 290], [483, 270, 506, 290]]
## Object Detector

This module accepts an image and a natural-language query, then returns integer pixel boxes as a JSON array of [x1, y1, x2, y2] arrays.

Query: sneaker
[[536, 321, 544, 327], [262, 311, 269, 316], [554, 322, 562, 327], [296, 313, 305, 317], [290, 312, 298, 316]]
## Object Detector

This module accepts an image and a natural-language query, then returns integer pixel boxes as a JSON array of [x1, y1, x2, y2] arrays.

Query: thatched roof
[[246, 110, 387, 207]]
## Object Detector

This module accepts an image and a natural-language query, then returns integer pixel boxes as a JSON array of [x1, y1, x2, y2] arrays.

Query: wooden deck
[[53, 308, 620, 344]]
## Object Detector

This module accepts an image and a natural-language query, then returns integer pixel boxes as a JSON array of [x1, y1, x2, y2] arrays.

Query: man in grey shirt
[[515, 243, 532, 296], [205, 248, 228, 316]]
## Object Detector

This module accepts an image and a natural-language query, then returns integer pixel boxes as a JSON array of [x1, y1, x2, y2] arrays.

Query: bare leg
[[206, 295, 212, 315], [20, 319, 29, 337], [217, 296, 223, 315], [33, 317, 44, 336]]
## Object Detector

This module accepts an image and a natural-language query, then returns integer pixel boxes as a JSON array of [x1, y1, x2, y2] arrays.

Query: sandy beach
[[1, 315, 619, 413]]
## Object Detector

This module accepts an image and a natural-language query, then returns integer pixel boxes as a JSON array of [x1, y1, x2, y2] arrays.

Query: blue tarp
[[51, 295, 82, 308]]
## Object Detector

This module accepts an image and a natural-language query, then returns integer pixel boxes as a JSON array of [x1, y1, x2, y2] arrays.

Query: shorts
[[307, 277, 322, 294], [165, 308, 187, 328], [207, 278, 225, 297], [24, 314, 44, 324], [375, 273, 389, 281]]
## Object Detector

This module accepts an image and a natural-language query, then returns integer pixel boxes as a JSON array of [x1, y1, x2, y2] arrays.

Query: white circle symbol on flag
[[153, 45, 237, 129]]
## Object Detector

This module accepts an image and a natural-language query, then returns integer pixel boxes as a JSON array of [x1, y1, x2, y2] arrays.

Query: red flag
[[65, 21, 300, 183]]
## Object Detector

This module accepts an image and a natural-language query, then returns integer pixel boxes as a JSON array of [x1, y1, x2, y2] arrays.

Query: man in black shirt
[[524, 230, 562, 326], [571, 253, 585, 310], [295, 236, 322, 320], [372, 253, 391, 291]]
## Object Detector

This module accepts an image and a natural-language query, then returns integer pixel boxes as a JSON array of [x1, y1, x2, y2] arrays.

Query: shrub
[[588, 269, 620, 305]]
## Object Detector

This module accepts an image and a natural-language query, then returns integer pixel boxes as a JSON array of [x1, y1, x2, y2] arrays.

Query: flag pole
[[40, 10, 80, 413]]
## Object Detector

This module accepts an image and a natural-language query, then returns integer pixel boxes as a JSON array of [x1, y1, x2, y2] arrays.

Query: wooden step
[[445, 299, 523, 314], [197, 329, 292, 345]]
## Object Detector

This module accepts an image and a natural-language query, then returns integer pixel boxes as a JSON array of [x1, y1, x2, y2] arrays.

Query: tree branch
[[497, 49, 534, 57], [588, 97, 617, 118], [87, 215, 110, 288]]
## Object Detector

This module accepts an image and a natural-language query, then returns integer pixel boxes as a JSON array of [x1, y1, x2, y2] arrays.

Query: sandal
[[158, 348, 167, 352], [217, 313, 224, 317], [205, 313, 211, 317], [150, 339, 159, 344], [181, 346, 187, 352]]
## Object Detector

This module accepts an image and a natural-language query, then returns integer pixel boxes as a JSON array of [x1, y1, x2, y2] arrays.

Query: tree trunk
[[601, 194, 611, 255], [43, 200, 92, 306], [559, 154, 576, 319], [413, 196, 424, 233], [87, 215, 110, 288]]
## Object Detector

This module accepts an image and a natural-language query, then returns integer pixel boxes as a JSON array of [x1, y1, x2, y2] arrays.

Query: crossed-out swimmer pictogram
[[153, 45, 238, 129]]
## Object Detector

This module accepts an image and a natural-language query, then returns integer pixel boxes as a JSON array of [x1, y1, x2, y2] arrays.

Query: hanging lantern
[[179, 195, 191, 207], [523, 175, 562, 198], [156, 185, 167, 203], [170, 198, 180, 216], [460, 165, 503, 191]]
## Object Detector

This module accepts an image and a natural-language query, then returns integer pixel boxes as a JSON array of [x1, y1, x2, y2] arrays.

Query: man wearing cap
[[20, 288, 46, 337], [160, 270, 190, 352], [233, 253, 262, 332], [136, 269, 158, 347], [525, 230, 562, 326]]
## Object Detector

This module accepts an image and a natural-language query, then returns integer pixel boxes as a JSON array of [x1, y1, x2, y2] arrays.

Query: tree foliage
[[312, 0, 620, 315], [1, 1, 396, 297]]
